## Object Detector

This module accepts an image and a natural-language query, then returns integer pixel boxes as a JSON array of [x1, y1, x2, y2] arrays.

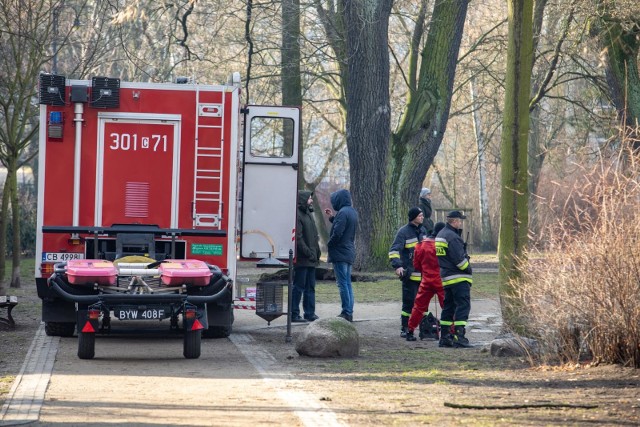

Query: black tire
[[45, 322, 76, 337], [203, 324, 232, 338], [183, 329, 202, 359], [203, 306, 234, 338], [77, 332, 95, 359]]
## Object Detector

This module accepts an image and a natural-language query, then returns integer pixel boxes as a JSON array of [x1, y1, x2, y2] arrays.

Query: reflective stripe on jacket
[[389, 222, 426, 282], [435, 223, 472, 286]]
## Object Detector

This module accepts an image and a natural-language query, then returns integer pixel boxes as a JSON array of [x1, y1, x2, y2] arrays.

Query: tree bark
[[0, 177, 9, 291], [498, 0, 534, 329], [281, 0, 305, 188], [342, 0, 393, 269], [375, 0, 469, 267], [316, 0, 469, 268], [9, 167, 20, 288], [598, 17, 640, 151]]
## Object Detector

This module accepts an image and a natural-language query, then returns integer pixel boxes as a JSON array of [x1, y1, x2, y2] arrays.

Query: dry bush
[[508, 152, 640, 367]]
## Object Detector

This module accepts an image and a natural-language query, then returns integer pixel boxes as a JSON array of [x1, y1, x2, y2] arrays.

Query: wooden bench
[[0, 295, 18, 329]]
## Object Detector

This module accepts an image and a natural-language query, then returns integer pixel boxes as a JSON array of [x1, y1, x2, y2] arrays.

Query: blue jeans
[[291, 266, 316, 319], [333, 262, 354, 316]]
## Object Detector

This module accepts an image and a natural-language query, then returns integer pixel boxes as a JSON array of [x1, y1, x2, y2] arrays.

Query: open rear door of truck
[[240, 106, 300, 261]]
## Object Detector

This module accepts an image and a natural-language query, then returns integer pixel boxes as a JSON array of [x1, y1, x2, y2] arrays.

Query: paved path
[[0, 299, 501, 426]]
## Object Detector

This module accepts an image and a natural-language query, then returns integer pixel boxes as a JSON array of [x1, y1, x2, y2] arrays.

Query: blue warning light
[[49, 111, 63, 124]]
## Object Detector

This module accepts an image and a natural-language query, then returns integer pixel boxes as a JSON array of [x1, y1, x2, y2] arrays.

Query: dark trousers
[[440, 281, 471, 327], [401, 279, 419, 328], [292, 266, 316, 319]]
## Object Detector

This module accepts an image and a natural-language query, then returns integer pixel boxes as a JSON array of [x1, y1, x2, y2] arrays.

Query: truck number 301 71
[[109, 133, 168, 152]]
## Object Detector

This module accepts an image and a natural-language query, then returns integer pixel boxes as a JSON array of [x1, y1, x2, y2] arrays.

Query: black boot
[[439, 325, 453, 347], [401, 316, 408, 338], [406, 329, 417, 341], [453, 326, 472, 348]]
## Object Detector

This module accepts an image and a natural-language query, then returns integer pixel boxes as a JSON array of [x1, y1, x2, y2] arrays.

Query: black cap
[[431, 222, 446, 237], [446, 210, 467, 219], [408, 207, 423, 221]]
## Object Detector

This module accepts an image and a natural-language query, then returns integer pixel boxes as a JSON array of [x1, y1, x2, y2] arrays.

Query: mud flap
[[183, 303, 208, 331]]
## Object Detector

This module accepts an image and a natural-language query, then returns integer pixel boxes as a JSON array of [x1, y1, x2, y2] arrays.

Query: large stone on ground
[[295, 317, 359, 357], [490, 335, 539, 357]]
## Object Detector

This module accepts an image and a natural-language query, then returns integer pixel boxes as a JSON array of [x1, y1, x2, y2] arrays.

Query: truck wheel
[[183, 329, 202, 359], [77, 332, 95, 359], [203, 307, 234, 338], [203, 325, 232, 338], [45, 322, 76, 337]]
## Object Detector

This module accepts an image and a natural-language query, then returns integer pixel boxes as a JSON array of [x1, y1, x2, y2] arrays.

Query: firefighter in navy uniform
[[435, 210, 473, 348], [389, 207, 427, 337]]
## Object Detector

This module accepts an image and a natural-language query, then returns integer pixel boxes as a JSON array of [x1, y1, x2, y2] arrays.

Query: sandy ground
[[2, 268, 639, 426]]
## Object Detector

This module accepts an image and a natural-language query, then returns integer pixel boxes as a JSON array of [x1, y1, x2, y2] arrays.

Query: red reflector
[[88, 310, 100, 319], [81, 321, 95, 333], [185, 309, 196, 320], [191, 319, 204, 331]]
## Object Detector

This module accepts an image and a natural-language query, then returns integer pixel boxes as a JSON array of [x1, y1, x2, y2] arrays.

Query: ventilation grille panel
[[125, 182, 149, 218], [39, 74, 66, 106]]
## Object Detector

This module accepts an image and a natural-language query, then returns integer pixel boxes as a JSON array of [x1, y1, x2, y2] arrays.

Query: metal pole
[[285, 249, 293, 343]]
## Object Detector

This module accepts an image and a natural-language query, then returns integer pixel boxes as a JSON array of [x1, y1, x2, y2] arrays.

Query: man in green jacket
[[292, 190, 321, 322]]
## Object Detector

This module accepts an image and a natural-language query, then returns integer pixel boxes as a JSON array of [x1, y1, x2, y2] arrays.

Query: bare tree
[[0, 0, 68, 289], [498, 0, 535, 328]]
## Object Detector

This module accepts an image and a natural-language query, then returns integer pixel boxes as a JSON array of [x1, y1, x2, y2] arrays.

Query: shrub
[[510, 155, 640, 367]]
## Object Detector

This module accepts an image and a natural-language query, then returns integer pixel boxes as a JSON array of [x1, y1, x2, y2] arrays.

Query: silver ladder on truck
[[192, 87, 225, 228]]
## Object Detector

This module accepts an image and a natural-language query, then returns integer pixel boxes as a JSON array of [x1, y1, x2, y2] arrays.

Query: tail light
[[41, 263, 55, 276]]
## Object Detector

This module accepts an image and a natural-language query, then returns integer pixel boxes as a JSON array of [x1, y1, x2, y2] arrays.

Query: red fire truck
[[35, 73, 299, 359]]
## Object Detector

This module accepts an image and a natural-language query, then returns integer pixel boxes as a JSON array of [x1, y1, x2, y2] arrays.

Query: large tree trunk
[[316, 0, 469, 269], [281, 0, 305, 188], [0, 175, 9, 292], [9, 167, 20, 288], [598, 18, 640, 151], [343, 0, 393, 270], [374, 0, 469, 267], [498, 0, 534, 329]]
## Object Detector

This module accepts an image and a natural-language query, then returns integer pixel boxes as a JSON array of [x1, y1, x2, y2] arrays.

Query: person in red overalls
[[405, 222, 446, 341]]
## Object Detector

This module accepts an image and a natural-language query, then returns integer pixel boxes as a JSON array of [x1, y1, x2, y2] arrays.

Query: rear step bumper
[[48, 275, 232, 305]]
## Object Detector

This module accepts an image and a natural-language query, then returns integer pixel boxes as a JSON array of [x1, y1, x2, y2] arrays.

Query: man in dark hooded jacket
[[292, 190, 321, 322], [324, 189, 358, 322], [419, 188, 434, 236]]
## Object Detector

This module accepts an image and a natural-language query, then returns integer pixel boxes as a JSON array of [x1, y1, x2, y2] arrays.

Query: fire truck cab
[[35, 73, 299, 359]]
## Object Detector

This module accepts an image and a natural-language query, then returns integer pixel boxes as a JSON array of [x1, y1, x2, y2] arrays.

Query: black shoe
[[400, 327, 408, 338], [304, 314, 319, 321], [291, 316, 308, 323], [337, 313, 353, 322], [406, 331, 417, 341], [439, 330, 454, 347], [453, 326, 472, 348]]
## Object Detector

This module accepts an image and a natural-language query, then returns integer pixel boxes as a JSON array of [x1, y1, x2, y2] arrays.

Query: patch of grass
[[313, 271, 499, 304], [0, 375, 16, 397], [471, 272, 499, 298], [1, 257, 35, 294]]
